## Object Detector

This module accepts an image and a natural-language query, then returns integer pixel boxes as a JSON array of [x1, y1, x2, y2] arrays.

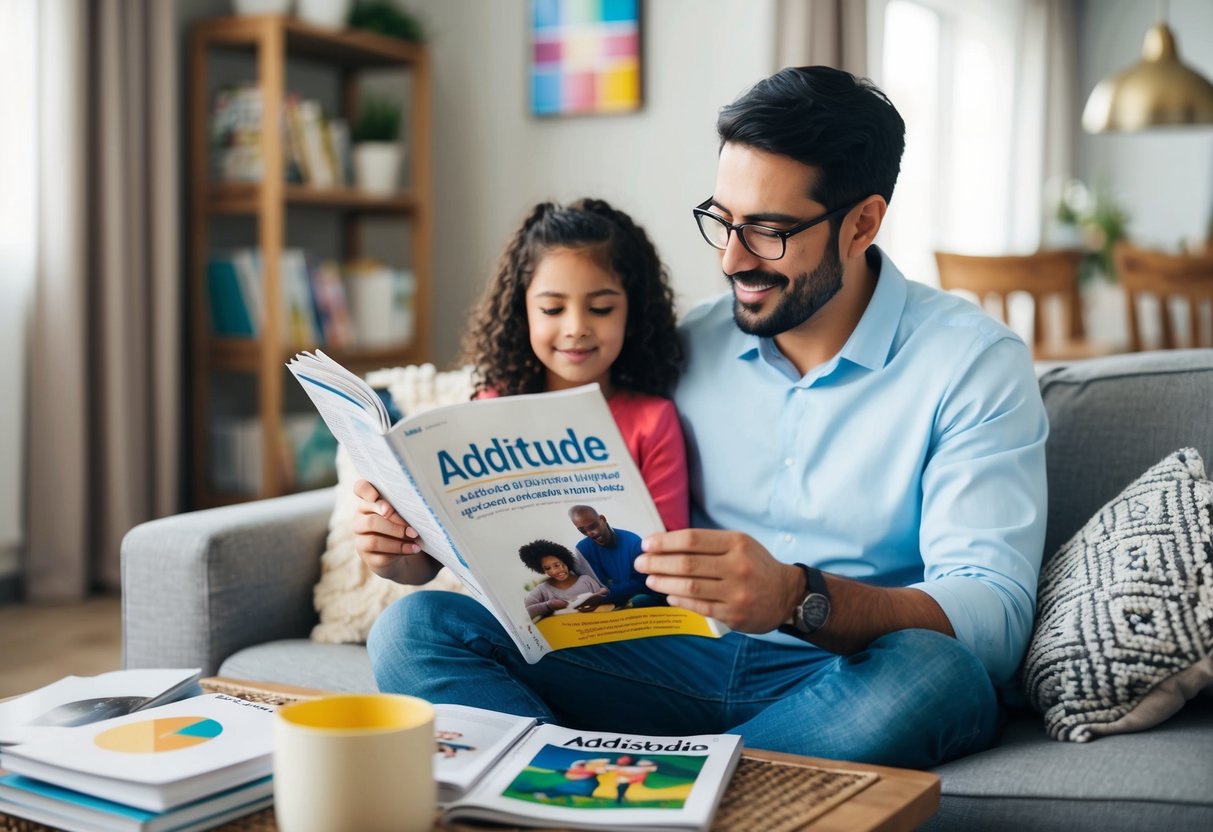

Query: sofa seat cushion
[[218, 640, 376, 693], [925, 705, 1213, 831]]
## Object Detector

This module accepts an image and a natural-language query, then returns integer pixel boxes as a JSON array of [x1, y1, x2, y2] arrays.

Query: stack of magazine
[[0, 671, 275, 832]]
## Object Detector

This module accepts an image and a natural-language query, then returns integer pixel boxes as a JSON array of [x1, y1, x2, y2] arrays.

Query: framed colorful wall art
[[530, 0, 643, 117]]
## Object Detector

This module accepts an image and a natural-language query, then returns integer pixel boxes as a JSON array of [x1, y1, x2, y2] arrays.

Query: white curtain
[[868, 0, 1079, 282], [25, 0, 181, 601], [776, 0, 868, 74]]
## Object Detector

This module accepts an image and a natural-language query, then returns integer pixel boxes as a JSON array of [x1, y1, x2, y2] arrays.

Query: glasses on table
[[692, 197, 861, 261]]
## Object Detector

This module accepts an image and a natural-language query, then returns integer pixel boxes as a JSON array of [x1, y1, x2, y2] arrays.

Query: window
[[870, 0, 1024, 285]]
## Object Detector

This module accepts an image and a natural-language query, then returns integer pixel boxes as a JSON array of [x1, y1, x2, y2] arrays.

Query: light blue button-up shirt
[[673, 247, 1048, 685]]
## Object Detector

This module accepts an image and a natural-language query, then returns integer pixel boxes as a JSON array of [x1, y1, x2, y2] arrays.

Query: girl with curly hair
[[460, 198, 689, 530], [518, 539, 608, 619]]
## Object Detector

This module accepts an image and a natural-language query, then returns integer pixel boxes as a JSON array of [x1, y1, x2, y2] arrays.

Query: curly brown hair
[[518, 539, 577, 574], [460, 198, 683, 397]]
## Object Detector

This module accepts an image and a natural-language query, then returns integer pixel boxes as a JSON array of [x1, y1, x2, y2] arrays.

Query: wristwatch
[[778, 563, 831, 640]]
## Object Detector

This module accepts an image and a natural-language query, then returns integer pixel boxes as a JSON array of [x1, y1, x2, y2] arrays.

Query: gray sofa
[[123, 349, 1213, 830]]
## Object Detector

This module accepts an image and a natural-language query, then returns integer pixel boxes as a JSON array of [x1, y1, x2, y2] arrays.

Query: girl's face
[[526, 247, 628, 395], [540, 555, 570, 581]]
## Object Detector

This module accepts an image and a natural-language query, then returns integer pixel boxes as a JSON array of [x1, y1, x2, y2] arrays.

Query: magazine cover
[[289, 351, 726, 663], [444, 724, 742, 831]]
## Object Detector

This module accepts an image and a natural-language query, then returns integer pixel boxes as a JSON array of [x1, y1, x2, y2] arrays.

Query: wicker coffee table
[[0, 677, 938, 832], [202, 677, 938, 832]]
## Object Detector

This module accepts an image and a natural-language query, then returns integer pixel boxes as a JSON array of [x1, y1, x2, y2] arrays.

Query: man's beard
[[728, 240, 844, 337]]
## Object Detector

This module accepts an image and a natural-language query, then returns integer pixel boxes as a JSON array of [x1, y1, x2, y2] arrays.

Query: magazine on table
[[0, 668, 202, 746], [439, 718, 742, 832], [0, 694, 274, 812], [0, 773, 272, 832], [287, 350, 727, 663]]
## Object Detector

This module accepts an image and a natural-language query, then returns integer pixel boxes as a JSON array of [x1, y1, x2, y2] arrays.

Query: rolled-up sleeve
[[911, 336, 1048, 685]]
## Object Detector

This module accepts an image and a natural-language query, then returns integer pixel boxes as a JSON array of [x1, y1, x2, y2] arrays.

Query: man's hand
[[352, 479, 442, 585], [635, 529, 804, 632]]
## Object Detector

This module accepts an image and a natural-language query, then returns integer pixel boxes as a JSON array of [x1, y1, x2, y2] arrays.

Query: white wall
[[414, 0, 778, 363], [1077, 0, 1213, 249]]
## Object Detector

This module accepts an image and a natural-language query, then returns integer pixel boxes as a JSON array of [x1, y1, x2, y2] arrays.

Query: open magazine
[[0, 668, 201, 746], [434, 705, 741, 832], [288, 351, 726, 663]]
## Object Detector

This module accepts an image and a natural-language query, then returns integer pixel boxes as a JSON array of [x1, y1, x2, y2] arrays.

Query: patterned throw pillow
[[310, 365, 474, 644], [1022, 448, 1213, 742]]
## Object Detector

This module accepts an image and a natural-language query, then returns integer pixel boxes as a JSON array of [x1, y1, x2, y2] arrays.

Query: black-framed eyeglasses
[[692, 197, 861, 261]]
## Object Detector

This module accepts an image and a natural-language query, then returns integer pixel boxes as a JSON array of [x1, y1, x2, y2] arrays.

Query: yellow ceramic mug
[[274, 694, 435, 832]]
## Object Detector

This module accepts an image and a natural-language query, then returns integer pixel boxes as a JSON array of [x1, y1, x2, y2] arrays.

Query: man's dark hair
[[519, 539, 577, 574], [716, 66, 906, 215]]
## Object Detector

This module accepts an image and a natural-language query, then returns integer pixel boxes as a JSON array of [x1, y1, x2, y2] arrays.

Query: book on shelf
[[286, 350, 728, 664], [0, 668, 201, 746], [0, 694, 275, 812], [213, 84, 347, 187], [434, 707, 742, 832], [0, 774, 272, 832], [209, 412, 334, 496], [206, 248, 343, 349]]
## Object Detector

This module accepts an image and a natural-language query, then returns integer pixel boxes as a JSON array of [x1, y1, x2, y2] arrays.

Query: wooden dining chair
[[934, 250, 1108, 361], [1114, 242, 1213, 351]]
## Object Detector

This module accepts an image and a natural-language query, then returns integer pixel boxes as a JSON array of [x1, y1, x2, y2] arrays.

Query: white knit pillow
[[1021, 448, 1213, 741], [310, 364, 475, 644]]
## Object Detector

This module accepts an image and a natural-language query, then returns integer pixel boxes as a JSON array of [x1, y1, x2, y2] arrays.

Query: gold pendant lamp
[[1082, 0, 1213, 132]]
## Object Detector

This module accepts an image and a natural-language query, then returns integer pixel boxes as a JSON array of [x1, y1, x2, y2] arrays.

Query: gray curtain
[[26, 0, 181, 601], [776, 0, 867, 75]]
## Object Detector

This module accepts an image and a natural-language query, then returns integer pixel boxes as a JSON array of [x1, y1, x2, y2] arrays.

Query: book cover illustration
[[0, 668, 201, 746], [503, 746, 705, 809]]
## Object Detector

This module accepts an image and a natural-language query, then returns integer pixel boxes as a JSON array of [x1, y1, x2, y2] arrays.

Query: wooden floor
[[0, 595, 123, 698]]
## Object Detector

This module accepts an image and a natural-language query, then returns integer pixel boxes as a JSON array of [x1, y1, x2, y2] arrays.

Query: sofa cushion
[[1039, 349, 1213, 560], [1021, 448, 1213, 741], [925, 705, 1213, 831], [218, 639, 377, 693]]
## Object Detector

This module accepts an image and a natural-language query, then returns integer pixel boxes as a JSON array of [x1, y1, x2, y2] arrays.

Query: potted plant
[[351, 95, 404, 195], [348, 0, 425, 41], [296, 0, 351, 29]]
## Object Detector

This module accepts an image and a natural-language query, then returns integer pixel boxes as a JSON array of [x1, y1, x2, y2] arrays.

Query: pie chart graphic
[[94, 717, 223, 753]]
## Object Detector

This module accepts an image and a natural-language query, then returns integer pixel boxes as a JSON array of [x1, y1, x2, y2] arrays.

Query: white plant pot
[[232, 0, 292, 15], [352, 142, 404, 195], [296, 0, 351, 28]]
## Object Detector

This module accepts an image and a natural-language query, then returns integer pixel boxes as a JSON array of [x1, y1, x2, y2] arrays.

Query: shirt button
[[783, 534, 793, 543], [784, 457, 795, 467]]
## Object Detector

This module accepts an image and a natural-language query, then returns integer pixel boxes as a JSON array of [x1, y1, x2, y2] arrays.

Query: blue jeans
[[367, 592, 1000, 769]]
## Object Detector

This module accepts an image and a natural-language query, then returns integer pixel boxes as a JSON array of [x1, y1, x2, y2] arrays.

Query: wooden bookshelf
[[189, 15, 432, 506]]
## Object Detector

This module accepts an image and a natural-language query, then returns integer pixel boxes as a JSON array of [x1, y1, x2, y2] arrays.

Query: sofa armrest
[[121, 488, 335, 675]]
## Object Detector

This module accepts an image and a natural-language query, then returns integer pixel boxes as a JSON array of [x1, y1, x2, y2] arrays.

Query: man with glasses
[[360, 66, 1046, 770]]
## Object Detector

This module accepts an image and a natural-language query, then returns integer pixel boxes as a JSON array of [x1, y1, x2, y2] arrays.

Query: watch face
[[798, 593, 830, 632]]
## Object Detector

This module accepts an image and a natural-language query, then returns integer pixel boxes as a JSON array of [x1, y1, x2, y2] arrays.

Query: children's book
[[0, 774, 272, 832], [0, 694, 274, 812], [0, 668, 202, 746], [440, 721, 742, 832], [287, 350, 726, 663]]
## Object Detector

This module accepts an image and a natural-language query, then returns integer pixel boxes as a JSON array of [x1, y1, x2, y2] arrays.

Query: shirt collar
[[731, 245, 907, 372]]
